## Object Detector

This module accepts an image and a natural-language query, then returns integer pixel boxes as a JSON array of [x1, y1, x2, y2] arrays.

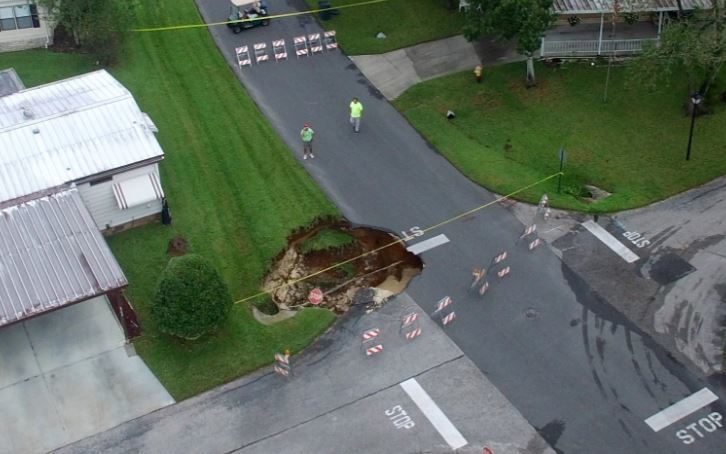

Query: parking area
[[0, 297, 174, 454]]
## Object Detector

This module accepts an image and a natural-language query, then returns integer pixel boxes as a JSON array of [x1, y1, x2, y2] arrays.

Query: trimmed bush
[[152, 254, 232, 340]]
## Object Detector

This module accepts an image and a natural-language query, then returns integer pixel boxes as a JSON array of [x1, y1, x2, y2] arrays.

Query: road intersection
[[61, 1, 725, 452]]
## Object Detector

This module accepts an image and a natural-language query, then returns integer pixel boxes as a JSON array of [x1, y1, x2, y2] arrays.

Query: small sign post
[[557, 148, 566, 194]]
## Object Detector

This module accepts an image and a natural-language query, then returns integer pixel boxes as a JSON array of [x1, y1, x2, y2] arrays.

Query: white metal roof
[[552, 0, 712, 13], [231, 0, 260, 7], [0, 69, 164, 205], [0, 189, 127, 327], [0, 68, 25, 97]]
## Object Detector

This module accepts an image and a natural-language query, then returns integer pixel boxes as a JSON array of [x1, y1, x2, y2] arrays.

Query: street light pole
[[685, 93, 702, 161]]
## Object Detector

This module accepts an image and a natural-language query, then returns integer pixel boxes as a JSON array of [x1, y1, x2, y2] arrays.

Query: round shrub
[[152, 254, 232, 340]]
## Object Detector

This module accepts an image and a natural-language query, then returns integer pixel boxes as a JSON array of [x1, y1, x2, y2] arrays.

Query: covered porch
[[540, 0, 713, 58]]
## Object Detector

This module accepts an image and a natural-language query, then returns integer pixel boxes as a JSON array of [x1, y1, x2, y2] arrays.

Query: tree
[[39, 0, 135, 64], [463, 0, 556, 87], [152, 254, 233, 340], [634, 0, 726, 108]]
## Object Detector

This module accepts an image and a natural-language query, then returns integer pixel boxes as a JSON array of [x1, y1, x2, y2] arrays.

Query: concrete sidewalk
[[351, 35, 522, 100], [351, 22, 660, 101]]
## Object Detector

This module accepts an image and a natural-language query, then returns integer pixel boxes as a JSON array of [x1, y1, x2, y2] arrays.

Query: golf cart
[[227, 0, 270, 33]]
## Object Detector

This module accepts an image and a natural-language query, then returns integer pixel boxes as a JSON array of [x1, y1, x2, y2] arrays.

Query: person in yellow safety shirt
[[474, 65, 482, 83], [300, 123, 314, 160], [349, 97, 363, 133]]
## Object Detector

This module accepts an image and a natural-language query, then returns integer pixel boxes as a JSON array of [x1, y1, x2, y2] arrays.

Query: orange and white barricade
[[496, 266, 511, 279], [323, 30, 338, 51], [492, 251, 508, 265], [294, 35, 309, 57], [361, 327, 384, 357], [253, 42, 269, 63], [361, 328, 381, 342], [273, 351, 291, 378], [442, 312, 456, 326], [365, 344, 384, 357], [272, 39, 287, 61], [308, 33, 323, 54], [400, 311, 422, 341], [404, 327, 422, 340], [528, 238, 542, 251], [236, 45, 252, 67]]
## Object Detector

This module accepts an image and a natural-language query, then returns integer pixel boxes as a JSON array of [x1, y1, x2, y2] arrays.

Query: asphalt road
[[176, 1, 726, 452], [58, 295, 551, 454]]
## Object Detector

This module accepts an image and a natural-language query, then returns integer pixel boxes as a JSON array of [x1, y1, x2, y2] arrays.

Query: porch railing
[[540, 38, 659, 58]]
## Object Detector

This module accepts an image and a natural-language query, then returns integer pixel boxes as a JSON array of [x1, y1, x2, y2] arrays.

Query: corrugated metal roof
[[0, 69, 164, 204], [552, 0, 713, 13], [0, 68, 25, 98], [0, 189, 127, 327]]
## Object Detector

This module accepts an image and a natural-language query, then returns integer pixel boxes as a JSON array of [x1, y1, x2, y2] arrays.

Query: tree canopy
[[635, 1, 726, 103], [39, 0, 135, 64], [463, 0, 556, 86]]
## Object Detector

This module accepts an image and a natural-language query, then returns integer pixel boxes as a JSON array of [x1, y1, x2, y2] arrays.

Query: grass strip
[[395, 60, 726, 212]]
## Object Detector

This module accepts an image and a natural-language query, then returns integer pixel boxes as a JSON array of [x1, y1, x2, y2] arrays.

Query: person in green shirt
[[349, 97, 363, 133], [300, 123, 314, 160]]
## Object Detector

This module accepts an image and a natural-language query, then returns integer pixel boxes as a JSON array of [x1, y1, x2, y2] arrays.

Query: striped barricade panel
[[442, 311, 456, 326], [365, 344, 384, 356], [236, 46, 251, 67], [308, 33, 323, 54], [272, 39, 287, 61], [404, 327, 422, 340], [362, 328, 381, 341], [294, 35, 309, 57], [253, 42, 269, 63], [324, 30, 338, 50]]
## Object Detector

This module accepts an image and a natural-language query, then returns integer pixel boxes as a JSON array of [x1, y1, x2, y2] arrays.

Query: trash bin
[[318, 0, 332, 20]]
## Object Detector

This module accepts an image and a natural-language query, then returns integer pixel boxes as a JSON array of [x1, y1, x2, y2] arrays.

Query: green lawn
[[0, 0, 338, 400], [304, 0, 465, 55], [395, 61, 726, 212], [298, 229, 355, 254]]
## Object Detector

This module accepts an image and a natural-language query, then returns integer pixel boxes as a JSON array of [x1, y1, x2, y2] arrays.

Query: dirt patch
[[167, 235, 188, 256], [262, 217, 423, 313]]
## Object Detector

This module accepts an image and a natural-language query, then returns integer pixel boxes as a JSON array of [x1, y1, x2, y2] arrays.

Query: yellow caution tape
[[132, 0, 389, 32], [234, 172, 564, 305]]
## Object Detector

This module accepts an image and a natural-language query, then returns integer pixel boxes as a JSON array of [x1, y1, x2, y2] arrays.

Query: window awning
[[112, 172, 164, 210]]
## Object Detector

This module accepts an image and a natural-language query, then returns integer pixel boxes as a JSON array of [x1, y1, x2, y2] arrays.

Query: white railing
[[540, 38, 659, 58]]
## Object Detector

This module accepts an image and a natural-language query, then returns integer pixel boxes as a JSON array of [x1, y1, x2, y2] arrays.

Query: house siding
[[77, 164, 163, 232], [0, 2, 52, 52]]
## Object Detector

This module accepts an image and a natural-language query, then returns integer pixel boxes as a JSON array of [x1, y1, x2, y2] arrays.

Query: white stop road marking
[[406, 234, 450, 255], [582, 220, 640, 263], [400, 378, 467, 450], [644, 387, 719, 432]]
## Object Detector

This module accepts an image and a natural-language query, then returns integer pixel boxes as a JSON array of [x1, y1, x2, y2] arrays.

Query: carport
[[0, 190, 174, 453]]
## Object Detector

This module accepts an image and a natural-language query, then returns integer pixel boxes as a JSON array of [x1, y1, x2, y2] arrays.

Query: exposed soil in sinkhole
[[261, 217, 423, 314]]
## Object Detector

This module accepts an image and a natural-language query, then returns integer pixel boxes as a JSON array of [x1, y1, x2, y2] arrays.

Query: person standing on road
[[300, 123, 314, 160], [349, 97, 363, 133]]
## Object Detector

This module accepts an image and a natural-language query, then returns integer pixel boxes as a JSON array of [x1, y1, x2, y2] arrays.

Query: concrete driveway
[[0, 296, 174, 454]]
